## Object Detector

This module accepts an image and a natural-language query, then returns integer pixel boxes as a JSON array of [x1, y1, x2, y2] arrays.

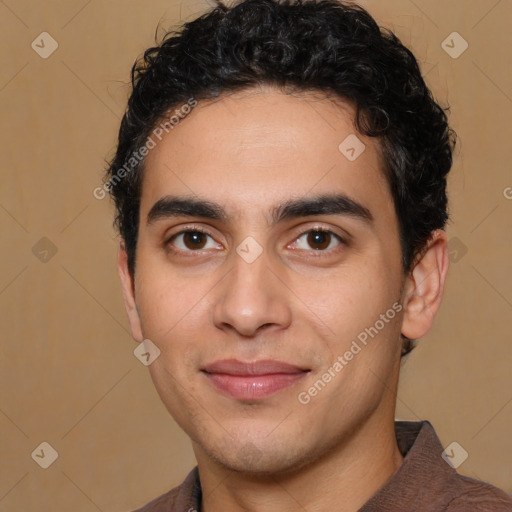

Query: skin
[[118, 85, 450, 512]]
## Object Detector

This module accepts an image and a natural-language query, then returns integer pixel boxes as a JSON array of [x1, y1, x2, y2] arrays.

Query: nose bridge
[[212, 243, 292, 336]]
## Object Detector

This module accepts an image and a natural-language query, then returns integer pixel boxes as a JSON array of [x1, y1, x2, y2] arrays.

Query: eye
[[291, 228, 345, 252], [167, 229, 222, 252], [165, 226, 346, 256]]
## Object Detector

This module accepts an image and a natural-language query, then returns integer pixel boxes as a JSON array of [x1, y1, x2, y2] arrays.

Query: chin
[[201, 436, 317, 476]]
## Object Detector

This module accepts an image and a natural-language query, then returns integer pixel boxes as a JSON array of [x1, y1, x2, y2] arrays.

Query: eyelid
[[166, 224, 210, 239], [165, 225, 222, 252], [289, 223, 349, 242]]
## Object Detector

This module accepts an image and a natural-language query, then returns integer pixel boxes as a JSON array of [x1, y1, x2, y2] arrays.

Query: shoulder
[[444, 474, 512, 511], [386, 421, 512, 512]]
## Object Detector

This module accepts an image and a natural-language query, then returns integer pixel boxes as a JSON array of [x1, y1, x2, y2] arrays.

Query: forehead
[[140, 86, 392, 225]]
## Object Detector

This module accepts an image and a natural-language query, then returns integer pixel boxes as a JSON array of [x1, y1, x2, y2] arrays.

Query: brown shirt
[[133, 421, 512, 512]]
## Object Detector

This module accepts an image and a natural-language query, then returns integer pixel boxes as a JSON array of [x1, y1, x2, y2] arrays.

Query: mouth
[[201, 359, 310, 400]]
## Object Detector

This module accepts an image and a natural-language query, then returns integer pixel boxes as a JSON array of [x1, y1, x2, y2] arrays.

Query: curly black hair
[[104, 0, 456, 354]]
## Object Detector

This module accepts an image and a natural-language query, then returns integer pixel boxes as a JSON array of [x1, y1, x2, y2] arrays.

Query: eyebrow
[[146, 193, 373, 226]]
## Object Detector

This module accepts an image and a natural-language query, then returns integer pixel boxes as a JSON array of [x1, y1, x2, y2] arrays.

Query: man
[[104, 0, 512, 510]]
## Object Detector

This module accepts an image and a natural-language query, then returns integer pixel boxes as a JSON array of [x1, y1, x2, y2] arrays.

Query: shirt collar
[[359, 420, 458, 511]]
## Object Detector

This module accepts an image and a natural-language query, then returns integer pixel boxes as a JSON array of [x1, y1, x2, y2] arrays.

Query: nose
[[212, 248, 292, 338]]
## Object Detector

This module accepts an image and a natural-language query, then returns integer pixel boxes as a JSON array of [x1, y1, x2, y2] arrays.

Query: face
[[121, 86, 410, 474]]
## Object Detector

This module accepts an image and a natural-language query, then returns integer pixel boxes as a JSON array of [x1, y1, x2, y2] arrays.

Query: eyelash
[[165, 226, 347, 257]]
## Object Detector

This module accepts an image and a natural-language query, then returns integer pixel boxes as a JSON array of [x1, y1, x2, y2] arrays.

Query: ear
[[117, 241, 144, 342], [400, 230, 450, 340]]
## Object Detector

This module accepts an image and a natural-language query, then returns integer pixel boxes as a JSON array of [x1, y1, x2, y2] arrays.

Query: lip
[[202, 359, 310, 400]]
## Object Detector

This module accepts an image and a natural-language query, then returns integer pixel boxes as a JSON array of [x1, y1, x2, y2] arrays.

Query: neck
[[195, 410, 403, 512]]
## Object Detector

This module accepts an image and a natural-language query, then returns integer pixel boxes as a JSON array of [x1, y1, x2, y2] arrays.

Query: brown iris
[[183, 231, 208, 250], [307, 230, 331, 250]]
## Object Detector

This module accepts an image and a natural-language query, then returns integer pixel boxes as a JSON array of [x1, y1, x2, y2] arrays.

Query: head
[[107, 0, 454, 475]]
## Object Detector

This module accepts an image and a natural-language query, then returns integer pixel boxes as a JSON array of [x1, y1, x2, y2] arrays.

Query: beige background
[[0, 0, 511, 510]]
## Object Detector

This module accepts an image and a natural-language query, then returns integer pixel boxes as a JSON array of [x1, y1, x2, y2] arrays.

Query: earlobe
[[117, 242, 144, 342], [400, 230, 450, 340]]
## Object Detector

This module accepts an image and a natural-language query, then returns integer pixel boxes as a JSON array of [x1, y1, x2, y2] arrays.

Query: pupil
[[309, 231, 330, 250], [186, 232, 205, 249]]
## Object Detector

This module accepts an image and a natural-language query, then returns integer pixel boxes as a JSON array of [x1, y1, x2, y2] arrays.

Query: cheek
[[292, 261, 403, 381], [291, 264, 388, 335], [134, 273, 218, 390], [134, 255, 209, 339]]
